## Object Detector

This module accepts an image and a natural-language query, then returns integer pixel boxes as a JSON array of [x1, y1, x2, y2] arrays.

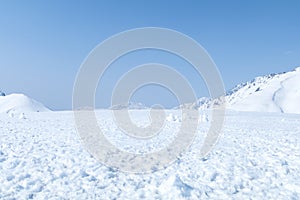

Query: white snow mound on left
[[0, 94, 50, 116]]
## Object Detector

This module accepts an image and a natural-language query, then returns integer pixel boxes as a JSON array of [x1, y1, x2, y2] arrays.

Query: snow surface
[[0, 94, 50, 115], [187, 67, 300, 114], [1, 110, 299, 199]]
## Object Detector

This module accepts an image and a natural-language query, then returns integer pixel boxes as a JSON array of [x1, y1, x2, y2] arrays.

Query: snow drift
[[0, 93, 50, 114]]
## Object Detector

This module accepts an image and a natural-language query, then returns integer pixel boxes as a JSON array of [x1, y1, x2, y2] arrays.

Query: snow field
[[0, 110, 299, 199]]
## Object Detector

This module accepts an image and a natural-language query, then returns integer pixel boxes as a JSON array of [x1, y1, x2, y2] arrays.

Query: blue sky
[[0, 1, 299, 110]]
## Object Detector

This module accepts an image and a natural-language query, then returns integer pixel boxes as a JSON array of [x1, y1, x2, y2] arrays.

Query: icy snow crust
[[1, 110, 299, 199]]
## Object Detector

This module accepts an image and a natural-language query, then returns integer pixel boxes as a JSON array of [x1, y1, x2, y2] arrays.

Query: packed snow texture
[[1, 110, 299, 199], [187, 67, 300, 114], [0, 94, 50, 115]]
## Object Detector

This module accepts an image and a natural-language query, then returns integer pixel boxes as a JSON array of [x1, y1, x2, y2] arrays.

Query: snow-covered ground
[[1, 110, 299, 199], [1, 67, 299, 199]]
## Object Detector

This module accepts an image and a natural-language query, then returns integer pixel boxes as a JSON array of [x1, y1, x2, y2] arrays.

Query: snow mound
[[166, 113, 181, 122], [0, 93, 50, 114], [190, 67, 300, 114], [226, 67, 300, 113]]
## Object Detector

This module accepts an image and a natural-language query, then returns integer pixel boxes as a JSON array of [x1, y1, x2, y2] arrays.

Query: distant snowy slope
[[188, 67, 300, 114], [226, 67, 300, 113], [0, 93, 50, 114], [110, 102, 149, 110]]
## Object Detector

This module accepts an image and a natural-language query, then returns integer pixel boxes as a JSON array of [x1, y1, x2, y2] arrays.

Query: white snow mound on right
[[227, 67, 300, 113], [189, 67, 300, 114]]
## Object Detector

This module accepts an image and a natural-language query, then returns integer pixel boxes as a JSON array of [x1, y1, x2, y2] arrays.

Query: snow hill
[[185, 67, 300, 114], [226, 67, 300, 113], [0, 93, 50, 114]]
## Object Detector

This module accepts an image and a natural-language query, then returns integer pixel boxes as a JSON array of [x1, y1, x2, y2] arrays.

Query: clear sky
[[0, 1, 299, 110]]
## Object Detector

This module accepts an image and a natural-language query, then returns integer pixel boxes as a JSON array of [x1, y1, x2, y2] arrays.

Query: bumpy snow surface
[[0, 94, 50, 114], [1, 110, 299, 199]]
